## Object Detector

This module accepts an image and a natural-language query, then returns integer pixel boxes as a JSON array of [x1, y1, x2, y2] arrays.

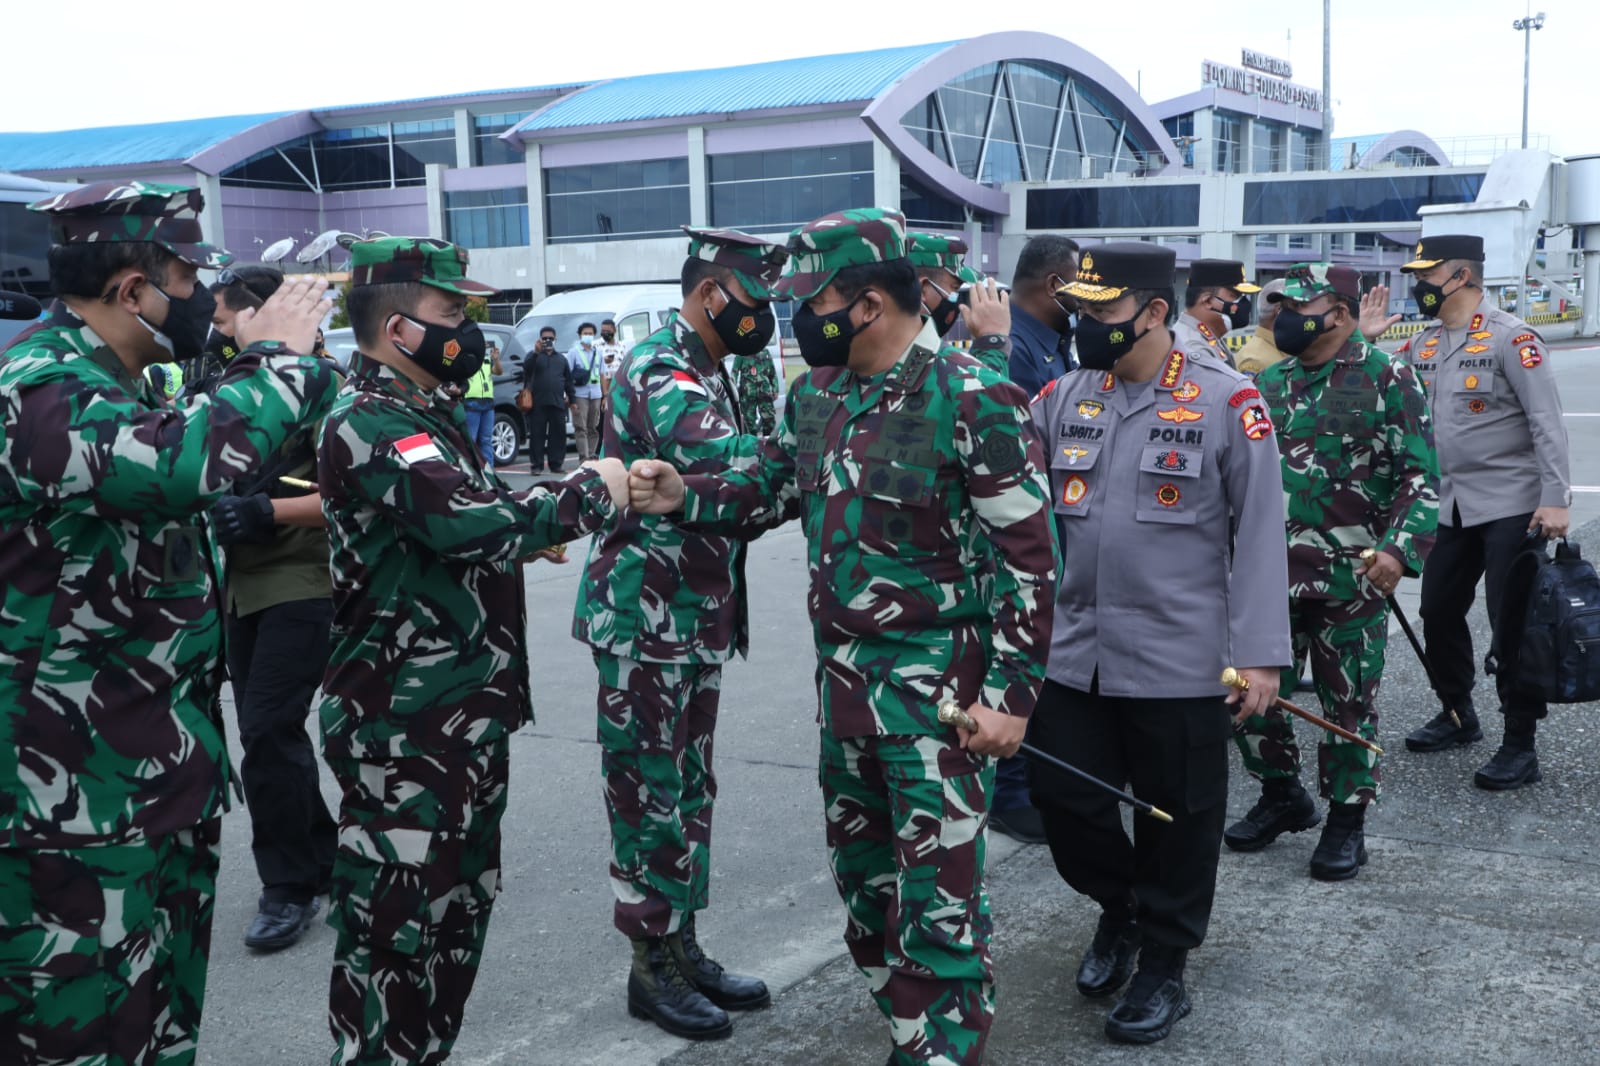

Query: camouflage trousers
[[596, 653, 721, 938], [0, 819, 221, 1066], [820, 731, 995, 1066], [1234, 596, 1388, 804], [324, 738, 507, 1066], [744, 398, 776, 437]]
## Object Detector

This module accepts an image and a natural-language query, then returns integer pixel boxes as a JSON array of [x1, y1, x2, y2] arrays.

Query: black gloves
[[211, 493, 277, 546]]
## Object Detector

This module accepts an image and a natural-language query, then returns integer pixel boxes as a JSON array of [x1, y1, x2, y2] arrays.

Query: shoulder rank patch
[[1470, 330, 1494, 340], [1100, 372, 1116, 392], [1512, 332, 1536, 344], [394, 433, 442, 465], [1422, 335, 1439, 347], [1062, 475, 1088, 505], [1240, 404, 1273, 440], [1470, 313, 1484, 331], [1172, 381, 1202, 402], [1077, 399, 1105, 419], [1418, 347, 1438, 361], [1520, 345, 1542, 369], [671, 369, 707, 396], [1157, 406, 1203, 424], [1228, 386, 1261, 408], [1160, 350, 1186, 389], [1031, 378, 1060, 405], [1155, 483, 1182, 507], [1198, 322, 1217, 342], [1463, 344, 1490, 354]]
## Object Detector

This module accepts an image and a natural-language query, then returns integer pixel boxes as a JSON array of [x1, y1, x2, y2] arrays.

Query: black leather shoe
[[244, 897, 320, 951], [670, 918, 770, 1011], [1223, 782, 1320, 852], [1405, 707, 1482, 752], [1309, 804, 1369, 881], [1105, 947, 1190, 1045], [627, 937, 732, 1040], [990, 806, 1047, 844], [1474, 745, 1541, 790], [1076, 913, 1138, 999]]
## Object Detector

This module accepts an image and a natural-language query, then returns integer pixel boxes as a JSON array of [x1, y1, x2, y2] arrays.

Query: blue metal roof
[[0, 112, 292, 173], [520, 41, 957, 132]]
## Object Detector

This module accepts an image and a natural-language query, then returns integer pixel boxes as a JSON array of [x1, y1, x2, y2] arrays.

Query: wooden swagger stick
[[1220, 668, 1384, 755], [936, 701, 1173, 823], [1359, 548, 1459, 728]]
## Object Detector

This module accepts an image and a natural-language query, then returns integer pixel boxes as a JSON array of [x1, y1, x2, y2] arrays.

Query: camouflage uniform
[[905, 233, 1011, 376], [0, 180, 339, 1065], [572, 226, 786, 942], [670, 209, 1057, 1065], [731, 352, 779, 436], [317, 238, 616, 1065], [1240, 265, 1439, 804]]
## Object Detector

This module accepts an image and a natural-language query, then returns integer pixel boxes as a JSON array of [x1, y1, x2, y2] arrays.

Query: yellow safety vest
[[463, 358, 495, 400]]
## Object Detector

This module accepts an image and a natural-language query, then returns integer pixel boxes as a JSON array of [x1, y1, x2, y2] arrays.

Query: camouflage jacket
[[0, 311, 338, 847], [318, 351, 616, 760], [1256, 337, 1439, 600], [730, 350, 779, 435], [674, 334, 1057, 738], [574, 312, 763, 663]]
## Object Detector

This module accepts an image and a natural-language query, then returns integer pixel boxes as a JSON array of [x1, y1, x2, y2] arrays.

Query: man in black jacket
[[522, 325, 573, 472]]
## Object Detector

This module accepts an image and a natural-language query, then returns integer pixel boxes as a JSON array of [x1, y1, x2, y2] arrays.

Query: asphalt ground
[[197, 337, 1600, 1065]]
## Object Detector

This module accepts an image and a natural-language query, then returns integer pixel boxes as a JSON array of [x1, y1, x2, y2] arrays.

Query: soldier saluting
[[1026, 242, 1290, 1044], [1226, 264, 1438, 880], [1396, 235, 1571, 789]]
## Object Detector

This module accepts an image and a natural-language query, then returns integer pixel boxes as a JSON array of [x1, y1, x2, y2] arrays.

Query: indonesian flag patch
[[394, 432, 443, 465], [671, 370, 707, 396]]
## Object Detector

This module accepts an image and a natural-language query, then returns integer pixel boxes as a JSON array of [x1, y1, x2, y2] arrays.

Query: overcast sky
[[2, 0, 1593, 158]]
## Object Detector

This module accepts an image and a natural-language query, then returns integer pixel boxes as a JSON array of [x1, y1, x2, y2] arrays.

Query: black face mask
[[792, 295, 866, 368], [137, 280, 216, 361], [1075, 303, 1152, 371], [709, 284, 775, 356], [1272, 307, 1332, 356], [391, 314, 486, 383], [205, 328, 238, 362], [1217, 294, 1252, 331], [922, 280, 961, 337], [1411, 271, 1462, 318], [601, 330, 615, 342]]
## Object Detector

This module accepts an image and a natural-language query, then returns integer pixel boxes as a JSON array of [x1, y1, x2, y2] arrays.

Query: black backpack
[[1487, 538, 1600, 704]]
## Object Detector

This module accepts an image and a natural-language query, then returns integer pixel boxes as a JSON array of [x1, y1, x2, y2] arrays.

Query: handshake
[[584, 457, 687, 515]]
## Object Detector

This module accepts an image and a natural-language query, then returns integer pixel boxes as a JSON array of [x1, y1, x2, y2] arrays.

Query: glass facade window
[[1213, 113, 1242, 173], [899, 60, 1161, 184], [445, 187, 529, 249], [1290, 129, 1320, 171], [0, 200, 54, 302], [1243, 173, 1485, 226], [707, 144, 872, 230], [317, 126, 397, 190], [475, 112, 530, 167], [1025, 185, 1201, 230], [544, 158, 690, 243], [1251, 119, 1288, 174], [900, 174, 968, 229], [392, 118, 456, 183], [221, 136, 318, 190]]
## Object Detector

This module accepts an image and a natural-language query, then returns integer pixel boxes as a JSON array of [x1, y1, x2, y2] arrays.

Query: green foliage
[[329, 284, 351, 330]]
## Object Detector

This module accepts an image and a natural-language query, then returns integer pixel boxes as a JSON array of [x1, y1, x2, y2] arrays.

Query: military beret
[[29, 179, 232, 269], [347, 236, 497, 295], [774, 207, 907, 302], [1060, 243, 1176, 304], [681, 225, 787, 300], [1187, 258, 1260, 293], [906, 232, 982, 285], [1401, 234, 1484, 272], [1270, 263, 1361, 304]]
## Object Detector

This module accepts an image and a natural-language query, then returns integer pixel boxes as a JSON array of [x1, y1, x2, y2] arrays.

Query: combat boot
[[1105, 943, 1190, 1045], [1309, 802, 1369, 881], [626, 936, 732, 1040], [1404, 699, 1482, 752], [1076, 905, 1139, 998], [669, 915, 771, 1010], [1222, 778, 1320, 852], [1473, 715, 1541, 791]]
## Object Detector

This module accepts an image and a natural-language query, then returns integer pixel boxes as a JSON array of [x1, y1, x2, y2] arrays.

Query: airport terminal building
[[1, 31, 1590, 329]]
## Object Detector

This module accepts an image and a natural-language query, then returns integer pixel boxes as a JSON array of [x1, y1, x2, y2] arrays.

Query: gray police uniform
[[1401, 295, 1571, 722], [1027, 345, 1291, 949], [1173, 313, 1233, 367]]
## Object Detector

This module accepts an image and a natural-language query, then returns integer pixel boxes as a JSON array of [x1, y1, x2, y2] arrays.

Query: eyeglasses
[[217, 267, 270, 307]]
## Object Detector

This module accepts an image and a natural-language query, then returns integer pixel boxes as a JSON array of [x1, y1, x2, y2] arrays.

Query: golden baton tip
[[279, 475, 316, 490], [1359, 548, 1377, 562], [1219, 667, 1247, 690], [1149, 806, 1175, 824]]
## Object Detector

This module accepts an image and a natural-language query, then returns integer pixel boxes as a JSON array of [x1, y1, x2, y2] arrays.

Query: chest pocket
[[854, 461, 939, 550], [793, 392, 841, 494], [1136, 443, 1204, 525], [1050, 440, 1103, 517], [1448, 367, 1500, 421]]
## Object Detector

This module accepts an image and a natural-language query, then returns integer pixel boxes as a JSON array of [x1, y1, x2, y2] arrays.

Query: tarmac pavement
[[197, 339, 1600, 1065]]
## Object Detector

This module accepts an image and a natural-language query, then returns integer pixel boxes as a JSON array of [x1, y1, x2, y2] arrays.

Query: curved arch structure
[[863, 32, 1187, 216], [1356, 129, 1450, 169]]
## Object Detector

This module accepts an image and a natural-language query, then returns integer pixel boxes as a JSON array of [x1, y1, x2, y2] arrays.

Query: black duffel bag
[[1487, 537, 1600, 704]]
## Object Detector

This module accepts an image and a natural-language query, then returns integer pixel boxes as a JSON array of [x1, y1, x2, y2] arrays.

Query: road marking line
[[1573, 486, 1600, 493]]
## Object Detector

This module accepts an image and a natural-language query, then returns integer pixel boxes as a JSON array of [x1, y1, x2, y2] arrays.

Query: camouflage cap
[[347, 236, 497, 295], [906, 232, 983, 285], [1269, 263, 1361, 304], [774, 207, 907, 302], [681, 225, 788, 300], [29, 179, 232, 269]]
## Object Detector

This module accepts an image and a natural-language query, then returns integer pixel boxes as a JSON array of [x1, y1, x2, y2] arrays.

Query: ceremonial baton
[[1359, 548, 1458, 727], [279, 475, 317, 490], [936, 701, 1173, 823], [1219, 668, 1384, 755]]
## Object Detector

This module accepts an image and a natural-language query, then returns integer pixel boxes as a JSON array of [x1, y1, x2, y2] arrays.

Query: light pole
[[1512, 11, 1546, 150]]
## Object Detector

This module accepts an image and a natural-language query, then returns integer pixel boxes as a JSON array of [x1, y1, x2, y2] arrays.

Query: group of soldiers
[[0, 173, 1573, 1066]]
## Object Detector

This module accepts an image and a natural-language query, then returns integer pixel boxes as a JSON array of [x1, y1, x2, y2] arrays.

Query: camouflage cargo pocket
[[329, 823, 436, 957]]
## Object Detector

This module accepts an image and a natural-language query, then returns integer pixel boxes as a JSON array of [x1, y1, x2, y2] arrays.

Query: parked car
[[321, 323, 534, 465]]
